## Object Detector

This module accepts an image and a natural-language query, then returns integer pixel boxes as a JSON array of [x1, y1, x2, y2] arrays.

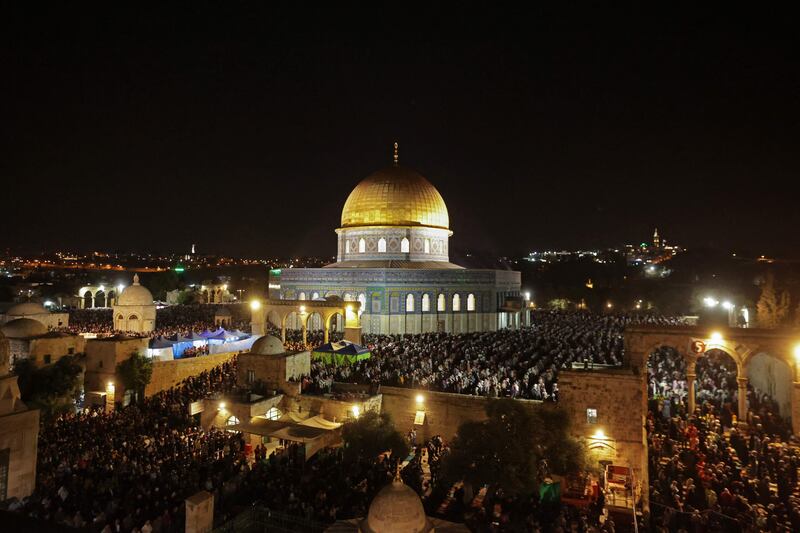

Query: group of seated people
[[304, 311, 685, 400], [59, 305, 250, 339], [647, 348, 800, 531]]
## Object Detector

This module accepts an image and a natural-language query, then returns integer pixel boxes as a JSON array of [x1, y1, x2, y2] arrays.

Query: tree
[[342, 410, 409, 463], [15, 355, 83, 417], [117, 352, 154, 403], [777, 290, 791, 325], [756, 273, 779, 328], [443, 399, 585, 495]]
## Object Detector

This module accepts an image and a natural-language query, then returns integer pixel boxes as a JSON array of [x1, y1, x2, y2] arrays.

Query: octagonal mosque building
[[266, 145, 522, 335]]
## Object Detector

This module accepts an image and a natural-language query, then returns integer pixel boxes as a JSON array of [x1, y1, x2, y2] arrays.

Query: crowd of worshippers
[[647, 400, 800, 531], [304, 311, 686, 400], [58, 305, 250, 338], [648, 347, 784, 426], [8, 361, 238, 532]]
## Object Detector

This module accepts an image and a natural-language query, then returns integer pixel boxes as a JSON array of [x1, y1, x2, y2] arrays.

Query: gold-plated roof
[[340, 165, 449, 229]]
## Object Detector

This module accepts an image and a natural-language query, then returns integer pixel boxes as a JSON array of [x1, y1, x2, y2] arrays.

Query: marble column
[[737, 376, 749, 423], [686, 368, 697, 415]]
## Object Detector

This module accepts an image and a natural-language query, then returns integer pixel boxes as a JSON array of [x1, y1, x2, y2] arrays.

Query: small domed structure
[[250, 335, 285, 356], [118, 274, 154, 306], [1, 318, 48, 339], [360, 475, 432, 533], [6, 302, 49, 317]]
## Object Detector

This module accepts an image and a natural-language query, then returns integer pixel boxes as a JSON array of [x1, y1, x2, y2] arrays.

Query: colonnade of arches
[[79, 287, 117, 308], [283, 290, 479, 314], [642, 338, 796, 424]]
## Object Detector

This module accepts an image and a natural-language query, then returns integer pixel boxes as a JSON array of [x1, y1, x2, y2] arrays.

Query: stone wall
[[379, 386, 543, 441], [0, 408, 39, 500], [145, 352, 237, 396], [557, 369, 648, 505]]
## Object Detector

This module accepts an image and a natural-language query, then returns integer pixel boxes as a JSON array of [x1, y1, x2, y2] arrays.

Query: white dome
[[1, 317, 48, 339], [118, 274, 154, 306], [250, 335, 285, 356], [6, 302, 49, 316], [361, 478, 431, 533]]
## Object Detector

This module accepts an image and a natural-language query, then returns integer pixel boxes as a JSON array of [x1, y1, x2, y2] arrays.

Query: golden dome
[[341, 165, 449, 230]]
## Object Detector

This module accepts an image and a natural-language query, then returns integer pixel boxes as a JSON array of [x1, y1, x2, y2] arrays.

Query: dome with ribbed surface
[[118, 274, 154, 306], [341, 165, 449, 230], [360, 477, 431, 533], [6, 302, 49, 316], [1, 318, 47, 339]]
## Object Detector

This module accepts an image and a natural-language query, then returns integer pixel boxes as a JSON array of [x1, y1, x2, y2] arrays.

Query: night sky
[[2, 5, 798, 257]]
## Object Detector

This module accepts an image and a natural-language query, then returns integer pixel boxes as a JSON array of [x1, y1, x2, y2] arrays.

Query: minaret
[[653, 228, 661, 248], [393, 141, 399, 166]]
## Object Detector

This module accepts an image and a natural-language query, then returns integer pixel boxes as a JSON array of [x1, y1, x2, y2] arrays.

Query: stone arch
[[127, 314, 139, 331], [94, 290, 106, 308], [267, 309, 282, 329], [83, 291, 94, 309], [306, 311, 324, 332], [283, 311, 302, 331], [327, 311, 345, 335], [343, 292, 354, 302]]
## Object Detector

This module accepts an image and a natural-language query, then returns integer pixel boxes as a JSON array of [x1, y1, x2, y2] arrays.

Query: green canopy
[[311, 341, 371, 364]]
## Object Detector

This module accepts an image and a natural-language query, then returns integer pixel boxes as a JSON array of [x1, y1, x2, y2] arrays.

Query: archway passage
[[327, 312, 345, 342], [94, 290, 106, 308], [83, 291, 93, 309], [746, 353, 793, 421], [695, 349, 739, 427]]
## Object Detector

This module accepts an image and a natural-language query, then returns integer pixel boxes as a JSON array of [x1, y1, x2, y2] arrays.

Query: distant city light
[[703, 297, 719, 308], [415, 394, 425, 404], [722, 301, 734, 310], [43, 300, 54, 307], [351, 405, 360, 418], [794, 344, 800, 363]]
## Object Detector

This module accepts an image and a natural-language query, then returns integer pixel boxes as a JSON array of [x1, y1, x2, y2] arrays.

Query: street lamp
[[250, 300, 261, 311], [722, 301, 734, 310], [710, 331, 723, 342], [703, 297, 719, 308]]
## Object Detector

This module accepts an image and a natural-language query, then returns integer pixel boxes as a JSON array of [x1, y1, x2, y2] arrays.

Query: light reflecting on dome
[[341, 166, 449, 229]]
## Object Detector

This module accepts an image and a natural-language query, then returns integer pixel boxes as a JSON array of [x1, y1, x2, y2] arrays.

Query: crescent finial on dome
[[133, 273, 140, 285], [393, 141, 399, 166]]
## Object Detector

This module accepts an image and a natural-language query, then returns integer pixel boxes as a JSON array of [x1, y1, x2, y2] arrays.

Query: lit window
[[421, 293, 430, 312], [266, 407, 281, 420], [437, 293, 446, 312], [406, 294, 415, 312], [401, 237, 410, 253], [424, 239, 430, 254], [247, 370, 255, 384], [467, 293, 476, 311], [359, 238, 366, 253], [358, 293, 367, 314], [587, 408, 598, 424], [378, 238, 387, 253], [312, 292, 319, 300], [345, 240, 351, 253], [452, 294, 461, 311], [226, 415, 240, 426], [298, 292, 306, 300]]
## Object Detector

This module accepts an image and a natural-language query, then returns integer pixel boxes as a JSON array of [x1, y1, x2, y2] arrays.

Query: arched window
[[226, 415, 240, 426], [266, 407, 281, 421], [467, 293, 476, 311], [421, 293, 431, 312], [128, 315, 139, 321], [424, 239, 430, 254], [343, 292, 354, 301], [312, 292, 320, 300], [437, 293, 446, 312], [401, 237, 410, 253], [298, 292, 306, 300], [345, 240, 351, 253], [378, 238, 387, 253], [452, 294, 461, 311], [358, 293, 367, 315], [406, 294, 415, 312], [359, 238, 366, 253]]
